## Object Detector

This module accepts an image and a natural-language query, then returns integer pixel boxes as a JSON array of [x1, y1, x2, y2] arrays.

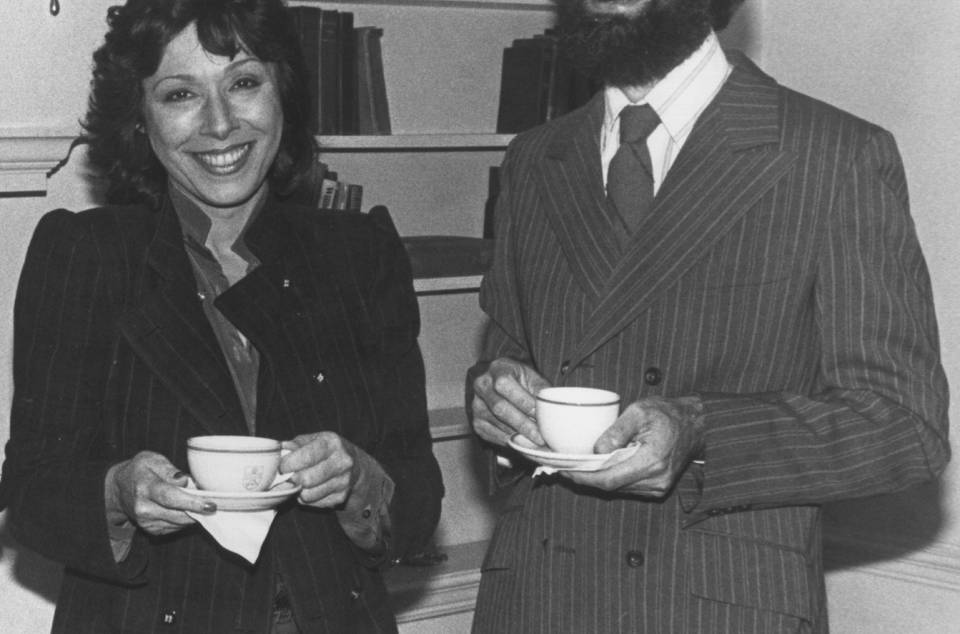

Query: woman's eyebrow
[[149, 56, 266, 90]]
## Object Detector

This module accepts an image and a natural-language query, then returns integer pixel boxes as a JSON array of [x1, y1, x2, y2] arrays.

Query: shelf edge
[[414, 275, 482, 295], [319, 133, 513, 151], [297, 0, 552, 11]]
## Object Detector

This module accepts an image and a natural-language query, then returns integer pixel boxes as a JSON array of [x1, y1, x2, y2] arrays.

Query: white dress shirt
[[601, 31, 733, 194]]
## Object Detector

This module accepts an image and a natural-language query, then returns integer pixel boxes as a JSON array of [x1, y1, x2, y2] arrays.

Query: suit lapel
[[536, 93, 626, 300], [212, 206, 327, 366], [118, 198, 248, 435], [213, 206, 351, 439], [569, 61, 798, 365]]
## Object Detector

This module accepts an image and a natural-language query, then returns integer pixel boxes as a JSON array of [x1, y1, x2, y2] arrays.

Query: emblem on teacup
[[242, 466, 266, 491]]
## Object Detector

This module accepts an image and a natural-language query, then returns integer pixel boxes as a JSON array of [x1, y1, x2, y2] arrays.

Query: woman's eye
[[232, 76, 261, 91], [163, 89, 193, 103]]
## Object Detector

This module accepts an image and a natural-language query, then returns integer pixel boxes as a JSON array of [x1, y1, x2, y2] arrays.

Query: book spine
[[496, 38, 550, 133], [355, 27, 391, 135], [319, 178, 338, 210], [289, 6, 321, 134], [483, 166, 500, 239], [339, 11, 358, 135], [345, 184, 363, 212], [319, 10, 342, 134]]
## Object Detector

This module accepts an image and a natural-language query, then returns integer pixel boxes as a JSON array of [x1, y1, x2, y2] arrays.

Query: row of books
[[496, 30, 600, 134], [293, 160, 364, 212], [289, 7, 391, 135]]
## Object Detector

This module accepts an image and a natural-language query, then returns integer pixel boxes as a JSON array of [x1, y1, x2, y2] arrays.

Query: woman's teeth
[[196, 144, 250, 171]]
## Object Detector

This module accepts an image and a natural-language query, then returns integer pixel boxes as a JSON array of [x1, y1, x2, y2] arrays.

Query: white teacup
[[186, 435, 293, 492], [535, 387, 621, 455]]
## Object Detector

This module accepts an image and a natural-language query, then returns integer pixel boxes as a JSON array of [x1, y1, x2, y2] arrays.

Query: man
[[469, 1, 950, 632]]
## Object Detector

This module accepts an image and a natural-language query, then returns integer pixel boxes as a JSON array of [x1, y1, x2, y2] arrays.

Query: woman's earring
[[134, 123, 145, 134]]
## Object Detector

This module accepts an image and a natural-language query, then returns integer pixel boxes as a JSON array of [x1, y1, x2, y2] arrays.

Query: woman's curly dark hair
[[82, 0, 315, 209]]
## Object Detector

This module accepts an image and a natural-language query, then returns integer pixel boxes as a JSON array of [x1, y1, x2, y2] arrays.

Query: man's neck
[[617, 84, 654, 103]]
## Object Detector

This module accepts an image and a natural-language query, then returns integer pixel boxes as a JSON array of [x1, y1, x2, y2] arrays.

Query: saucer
[[507, 434, 631, 472], [181, 482, 301, 511]]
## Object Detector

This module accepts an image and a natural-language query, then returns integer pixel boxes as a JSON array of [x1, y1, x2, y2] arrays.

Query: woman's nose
[[202, 92, 238, 139]]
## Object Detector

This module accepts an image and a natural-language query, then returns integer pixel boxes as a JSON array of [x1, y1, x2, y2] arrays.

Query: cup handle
[[272, 471, 295, 486], [272, 448, 294, 486]]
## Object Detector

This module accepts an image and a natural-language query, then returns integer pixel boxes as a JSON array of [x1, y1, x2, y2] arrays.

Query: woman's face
[[141, 22, 283, 215]]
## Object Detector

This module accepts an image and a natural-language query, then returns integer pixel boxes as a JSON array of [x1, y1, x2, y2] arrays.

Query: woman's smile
[[192, 142, 254, 175]]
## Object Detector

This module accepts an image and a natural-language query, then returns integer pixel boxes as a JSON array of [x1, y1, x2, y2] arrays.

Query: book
[[339, 11, 358, 135], [288, 6, 322, 133], [483, 166, 500, 239], [496, 32, 601, 133], [319, 9, 342, 134], [401, 236, 495, 279], [319, 177, 339, 209], [345, 183, 364, 212], [355, 26, 391, 134], [496, 38, 550, 133]]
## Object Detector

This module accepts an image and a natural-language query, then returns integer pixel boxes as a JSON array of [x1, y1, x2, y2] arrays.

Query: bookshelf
[[287, 2, 557, 629]]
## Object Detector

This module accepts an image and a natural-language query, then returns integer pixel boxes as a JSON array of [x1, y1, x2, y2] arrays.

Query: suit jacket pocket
[[686, 529, 815, 622]]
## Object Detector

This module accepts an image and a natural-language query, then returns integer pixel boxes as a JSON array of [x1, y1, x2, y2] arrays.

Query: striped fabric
[[471, 54, 949, 634], [0, 199, 442, 633]]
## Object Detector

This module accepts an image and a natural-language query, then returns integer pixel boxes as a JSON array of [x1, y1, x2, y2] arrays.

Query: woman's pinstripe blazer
[[0, 199, 443, 633]]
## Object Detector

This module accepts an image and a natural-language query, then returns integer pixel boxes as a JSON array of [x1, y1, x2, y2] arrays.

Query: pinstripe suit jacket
[[471, 54, 949, 633], [0, 198, 443, 633]]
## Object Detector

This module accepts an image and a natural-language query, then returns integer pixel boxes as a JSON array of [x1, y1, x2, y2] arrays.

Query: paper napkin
[[184, 480, 278, 564]]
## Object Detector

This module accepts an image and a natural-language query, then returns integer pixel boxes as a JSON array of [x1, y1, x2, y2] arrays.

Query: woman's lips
[[192, 142, 253, 174]]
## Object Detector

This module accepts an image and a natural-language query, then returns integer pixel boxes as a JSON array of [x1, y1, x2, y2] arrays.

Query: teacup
[[535, 387, 621, 454], [186, 435, 293, 492]]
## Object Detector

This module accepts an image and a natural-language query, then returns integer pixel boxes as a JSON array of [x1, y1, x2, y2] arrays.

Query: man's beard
[[555, 0, 714, 87]]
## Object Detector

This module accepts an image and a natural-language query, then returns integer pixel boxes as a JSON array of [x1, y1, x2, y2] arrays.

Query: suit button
[[625, 550, 644, 568], [160, 610, 177, 625], [349, 587, 362, 600], [643, 367, 662, 386], [560, 361, 572, 375]]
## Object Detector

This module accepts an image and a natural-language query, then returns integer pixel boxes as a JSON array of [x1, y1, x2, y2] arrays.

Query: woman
[[0, 1, 443, 632]]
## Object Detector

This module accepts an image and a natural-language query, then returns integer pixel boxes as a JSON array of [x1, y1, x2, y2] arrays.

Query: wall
[[1, 1, 958, 633], [755, 1, 960, 631]]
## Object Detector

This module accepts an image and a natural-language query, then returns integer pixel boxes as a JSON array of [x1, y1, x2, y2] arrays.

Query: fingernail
[[202, 502, 217, 514]]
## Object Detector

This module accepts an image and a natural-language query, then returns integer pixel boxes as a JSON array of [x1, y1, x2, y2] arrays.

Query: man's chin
[[557, 0, 712, 87]]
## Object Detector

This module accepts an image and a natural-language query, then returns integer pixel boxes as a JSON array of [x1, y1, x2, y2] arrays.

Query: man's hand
[[564, 395, 705, 497], [109, 451, 212, 536], [471, 358, 551, 447]]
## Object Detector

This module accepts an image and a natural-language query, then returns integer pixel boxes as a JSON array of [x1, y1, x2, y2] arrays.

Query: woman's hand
[[108, 451, 214, 536], [281, 432, 364, 508]]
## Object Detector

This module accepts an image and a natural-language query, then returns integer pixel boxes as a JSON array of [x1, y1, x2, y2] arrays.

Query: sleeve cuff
[[337, 451, 395, 554]]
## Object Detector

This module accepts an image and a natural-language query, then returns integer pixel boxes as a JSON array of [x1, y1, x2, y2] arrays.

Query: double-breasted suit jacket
[[471, 54, 949, 633], [0, 198, 443, 633]]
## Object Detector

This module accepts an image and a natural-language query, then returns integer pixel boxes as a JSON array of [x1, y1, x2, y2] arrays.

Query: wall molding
[[387, 531, 960, 625], [0, 129, 76, 194], [824, 525, 960, 592], [386, 540, 486, 624]]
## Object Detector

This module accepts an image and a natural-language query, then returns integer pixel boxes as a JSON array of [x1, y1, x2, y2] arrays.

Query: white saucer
[[181, 482, 301, 511], [507, 434, 633, 472]]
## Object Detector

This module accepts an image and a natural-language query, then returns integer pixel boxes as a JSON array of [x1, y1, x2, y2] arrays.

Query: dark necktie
[[607, 104, 661, 233]]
